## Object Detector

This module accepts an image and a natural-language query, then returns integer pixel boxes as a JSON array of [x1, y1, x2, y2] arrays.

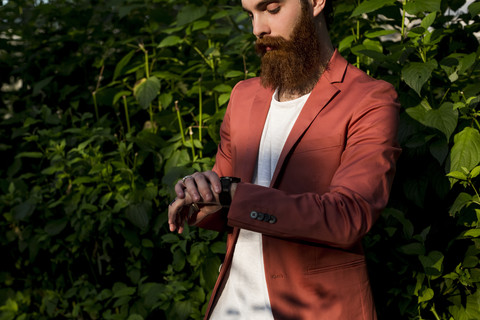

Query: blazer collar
[[238, 49, 348, 185]]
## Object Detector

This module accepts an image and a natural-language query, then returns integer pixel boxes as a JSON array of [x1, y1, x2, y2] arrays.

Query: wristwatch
[[219, 176, 241, 207]]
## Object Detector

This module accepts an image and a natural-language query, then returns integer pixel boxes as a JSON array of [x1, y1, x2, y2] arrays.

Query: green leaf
[[113, 90, 131, 105], [418, 287, 434, 303], [338, 35, 355, 53], [399, 242, 425, 255], [429, 138, 449, 165], [125, 202, 150, 230], [405, 99, 431, 125], [420, 11, 437, 29], [44, 218, 68, 236], [161, 233, 180, 244], [450, 127, 480, 173], [13, 199, 36, 220], [218, 93, 231, 106], [402, 60, 437, 96], [224, 70, 245, 78], [158, 35, 183, 48], [177, 5, 207, 26], [404, 0, 441, 15], [134, 77, 161, 109], [15, 152, 43, 159], [200, 255, 221, 288], [424, 102, 458, 141], [113, 50, 135, 80], [168, 300, 193, 320], [447, 171, 467, 181], [350, 0, 396, 17], [33, 76, 54, 96], [113, 286, 136, 298], [470, 166, 480, 179], [464, 229, 480, 238], [458, 53, 477, 75], [213, 84, 232, 93], [449, 192, 473, 216], [364, 29, 398, 38], [419, 250, 444, 277], [469, 2, 480, 17], [449, 289, 480, 320], [210, 241, 226, 254], [188, 242, 206, 266], [172, 249, 186, 271]]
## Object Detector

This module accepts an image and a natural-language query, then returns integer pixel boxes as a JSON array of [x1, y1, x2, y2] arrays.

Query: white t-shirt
[[210, 90, 311, 319]]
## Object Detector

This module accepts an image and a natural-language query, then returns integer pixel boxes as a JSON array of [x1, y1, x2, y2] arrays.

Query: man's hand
[[175, 171, 222, 202], [168, 171, 223, 233]]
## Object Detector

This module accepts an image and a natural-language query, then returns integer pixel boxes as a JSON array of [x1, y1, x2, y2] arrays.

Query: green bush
[[0, 0, 479, 319]]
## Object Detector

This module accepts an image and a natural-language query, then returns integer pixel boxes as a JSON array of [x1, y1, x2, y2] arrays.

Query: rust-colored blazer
[[197, 50, 401, 320]]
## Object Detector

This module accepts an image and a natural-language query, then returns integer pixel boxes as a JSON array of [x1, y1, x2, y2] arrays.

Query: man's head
[[242, 0, 333, 97]]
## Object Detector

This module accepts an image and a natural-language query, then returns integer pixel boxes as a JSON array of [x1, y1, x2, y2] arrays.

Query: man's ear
[[311, 0, 326, 17]]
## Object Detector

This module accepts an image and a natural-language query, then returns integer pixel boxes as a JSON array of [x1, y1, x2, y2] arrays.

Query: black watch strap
[[219, 176, 241, 207]]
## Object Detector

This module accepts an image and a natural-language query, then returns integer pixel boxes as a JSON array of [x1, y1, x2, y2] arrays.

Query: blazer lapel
[[237, 85, 274, 182], [270, 50, 348, 187]]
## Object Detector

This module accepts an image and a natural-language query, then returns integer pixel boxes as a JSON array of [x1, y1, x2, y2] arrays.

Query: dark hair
[[300, 0, 334, 27], [323, 1, 333, 27]]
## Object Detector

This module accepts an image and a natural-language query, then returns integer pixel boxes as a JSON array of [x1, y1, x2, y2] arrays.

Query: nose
[[252, 15, 270, 39]]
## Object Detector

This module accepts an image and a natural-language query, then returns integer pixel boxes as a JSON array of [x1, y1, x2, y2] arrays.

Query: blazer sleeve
[[190, 84, 238, 232], [226, 82, 401, 249]]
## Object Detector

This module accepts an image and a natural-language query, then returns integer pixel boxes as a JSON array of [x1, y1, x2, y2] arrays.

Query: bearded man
[[168, 0, 401, 319]]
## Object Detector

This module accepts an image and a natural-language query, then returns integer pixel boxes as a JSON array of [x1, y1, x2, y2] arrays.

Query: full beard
[[255, 3, 324, 97]]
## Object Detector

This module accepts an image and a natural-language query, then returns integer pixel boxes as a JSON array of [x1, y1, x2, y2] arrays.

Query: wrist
[[219, 177, 240, 207]]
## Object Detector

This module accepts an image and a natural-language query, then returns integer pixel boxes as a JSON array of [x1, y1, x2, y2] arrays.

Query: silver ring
[[182, 175, 193, 183], [169, 198, 177, 206]]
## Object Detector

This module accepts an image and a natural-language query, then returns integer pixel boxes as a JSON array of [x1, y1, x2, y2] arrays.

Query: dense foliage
[[1, 0, 479, 319]]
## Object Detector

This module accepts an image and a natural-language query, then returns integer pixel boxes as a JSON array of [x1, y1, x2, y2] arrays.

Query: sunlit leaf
[[404, 0, 441, 15], [418, 288, 434, 303], [350, 0, 396, 17], [450, 127, 480, 173], [469, 2, 480, 17], [158, 35, 183, 48], [419, 250, 444, 277]]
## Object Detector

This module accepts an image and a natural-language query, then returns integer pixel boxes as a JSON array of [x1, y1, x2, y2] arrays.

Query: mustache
[[255, 36, 290, 55]]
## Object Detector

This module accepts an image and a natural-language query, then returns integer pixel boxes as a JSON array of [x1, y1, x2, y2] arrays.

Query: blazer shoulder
[[232, 77, 262, 93], [341, 64, 399, 107]]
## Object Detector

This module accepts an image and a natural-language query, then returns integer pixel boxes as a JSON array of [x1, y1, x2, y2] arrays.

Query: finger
[[203, 171, 222, 194], [168, 203, 178, 232], [192, 173, 215, 202], [174, 180, 186, 199], [168, 198, 185, 232], [183, 174, 202, 202]]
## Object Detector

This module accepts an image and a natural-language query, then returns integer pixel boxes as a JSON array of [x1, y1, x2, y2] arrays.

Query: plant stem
[[430, 304, 441, 320], [92, 91, 99, 121], [243, 55, 248, 80], [122, 96, 131, 134], [189, 126, 196, 160], [175, 101, 186, 144], [198, 79, 203, 158], [356, 19, 360, 69], [184, 38, 214, 70], [139, 44, 150, 78]]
